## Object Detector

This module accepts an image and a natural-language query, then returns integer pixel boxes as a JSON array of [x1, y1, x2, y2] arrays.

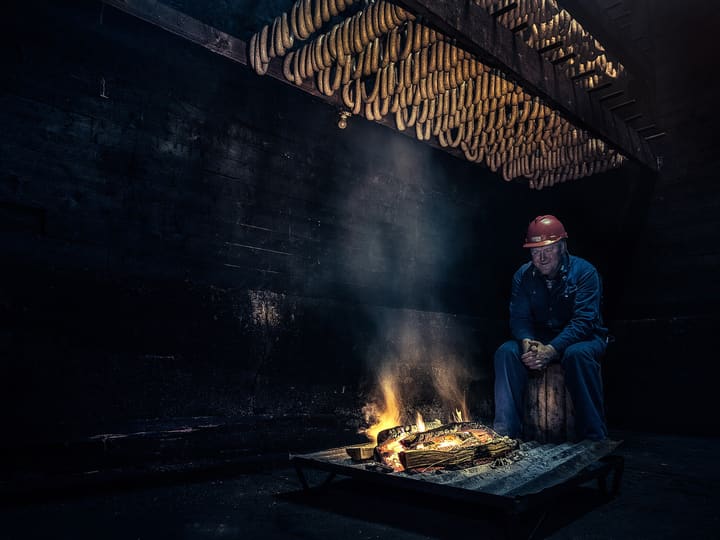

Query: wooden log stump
[[523, 363, 575, 443]]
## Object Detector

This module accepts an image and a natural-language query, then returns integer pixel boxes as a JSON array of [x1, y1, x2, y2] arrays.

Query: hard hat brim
[[523, 238, 565, 248]]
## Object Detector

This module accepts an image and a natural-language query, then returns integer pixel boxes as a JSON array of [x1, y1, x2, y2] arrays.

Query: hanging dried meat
[[247, 0, 626, 189]]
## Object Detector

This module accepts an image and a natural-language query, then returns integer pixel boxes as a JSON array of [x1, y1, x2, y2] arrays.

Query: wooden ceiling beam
[[101, 0, 467, 161], [103, 0, 656, 173], [395, 0, 658, 171]]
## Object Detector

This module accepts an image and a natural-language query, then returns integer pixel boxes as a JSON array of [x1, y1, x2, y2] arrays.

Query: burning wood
[[354, 347, 513, 473], [400, 436, 517, 471], [376, 419, 442, 445], [360, 421, 519, 473]]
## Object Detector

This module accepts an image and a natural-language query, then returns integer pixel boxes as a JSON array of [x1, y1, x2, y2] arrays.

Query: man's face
[[530, 242, 563, 278]]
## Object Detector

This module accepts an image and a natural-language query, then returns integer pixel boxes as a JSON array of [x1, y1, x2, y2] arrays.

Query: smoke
[[335, 120, 482, 430], [359, 308, 477, 430], [337, 127, 464, 306], [430, 353, 473, 422]]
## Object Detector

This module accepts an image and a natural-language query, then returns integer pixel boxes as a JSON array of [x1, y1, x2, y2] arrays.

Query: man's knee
[[561, 342, 602, 372], [495, 340, 521, 367]]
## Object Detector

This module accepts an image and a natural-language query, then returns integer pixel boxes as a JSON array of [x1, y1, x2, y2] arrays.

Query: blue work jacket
[[509, 254, 608, 355]]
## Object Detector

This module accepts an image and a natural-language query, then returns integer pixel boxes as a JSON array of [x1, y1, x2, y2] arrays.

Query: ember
[[360, 372, 403, 444]]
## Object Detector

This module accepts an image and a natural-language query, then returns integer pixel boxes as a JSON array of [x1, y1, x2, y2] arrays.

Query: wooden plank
[[565, 379, 576, 441], [546, 364, 566, 443], [395, 0, 658, 171], [524, 371, 541, 442], [525, 364, 574, 443], [537, 370, 548, 442]]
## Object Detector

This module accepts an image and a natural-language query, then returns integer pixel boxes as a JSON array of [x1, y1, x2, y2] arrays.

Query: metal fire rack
[[291, 439, 623, 537]]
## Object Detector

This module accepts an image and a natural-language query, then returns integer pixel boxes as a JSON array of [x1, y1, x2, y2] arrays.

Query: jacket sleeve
[[549, 265, 602, 354], [509, 267, 534, 341]]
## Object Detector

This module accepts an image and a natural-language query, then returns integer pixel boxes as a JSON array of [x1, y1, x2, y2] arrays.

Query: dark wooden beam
[[101, 0, 246, 64], [103, 0, 656, 172], [395, 0, 658, 171], [101, 0, 467, 161]]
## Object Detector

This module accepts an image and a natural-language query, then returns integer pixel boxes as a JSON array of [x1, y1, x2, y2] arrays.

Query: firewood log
[[399, 438, 518, 470], [376, 419, 441, 445]]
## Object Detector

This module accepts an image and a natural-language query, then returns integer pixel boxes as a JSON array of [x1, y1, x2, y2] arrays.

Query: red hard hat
[[523, 215, 568, 248]]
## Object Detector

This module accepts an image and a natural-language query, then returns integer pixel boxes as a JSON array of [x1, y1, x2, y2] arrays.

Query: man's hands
[[521, 339, 558, 370]]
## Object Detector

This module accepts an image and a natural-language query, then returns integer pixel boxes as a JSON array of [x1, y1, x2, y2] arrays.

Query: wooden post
[[523, 363, 575, 443]]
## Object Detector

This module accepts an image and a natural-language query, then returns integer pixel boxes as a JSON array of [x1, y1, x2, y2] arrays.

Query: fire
[[361, 372, 402, 444], [359, 349, 476, 471], [432, 359, 472, 423], [361, 358, 473, 440], [416, 412, 426, 432]]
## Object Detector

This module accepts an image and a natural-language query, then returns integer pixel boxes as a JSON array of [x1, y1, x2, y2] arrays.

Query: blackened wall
[[600, 0, 720, 436], [0, 0, 698, 458]]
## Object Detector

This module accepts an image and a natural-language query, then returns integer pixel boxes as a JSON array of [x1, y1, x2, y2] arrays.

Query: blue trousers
[[493, 339, 608, 441]]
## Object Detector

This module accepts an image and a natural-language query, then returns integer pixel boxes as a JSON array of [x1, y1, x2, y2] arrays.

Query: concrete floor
[[1, 431, 718, 539]]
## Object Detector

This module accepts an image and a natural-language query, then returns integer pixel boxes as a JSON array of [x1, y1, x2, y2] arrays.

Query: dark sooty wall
[[0, 0, 710, 458], [601, 0, 720, 436]]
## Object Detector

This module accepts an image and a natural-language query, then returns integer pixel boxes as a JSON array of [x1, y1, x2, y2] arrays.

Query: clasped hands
[[521, 338, 558, 371]]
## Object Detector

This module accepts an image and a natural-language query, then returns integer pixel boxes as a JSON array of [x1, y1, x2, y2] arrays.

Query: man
[[493, 215, 609, 441]]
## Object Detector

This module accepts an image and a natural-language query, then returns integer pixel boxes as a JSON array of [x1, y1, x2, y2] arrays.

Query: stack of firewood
[[375, 422, 519, 472]]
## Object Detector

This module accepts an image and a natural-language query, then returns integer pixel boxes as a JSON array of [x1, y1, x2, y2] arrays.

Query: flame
[[416, 412, 426, 432], [360, 349, 474, 469], [362, 372, 402, 443], [432, 358, 472, 423], [360, 370, 472, 471]]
